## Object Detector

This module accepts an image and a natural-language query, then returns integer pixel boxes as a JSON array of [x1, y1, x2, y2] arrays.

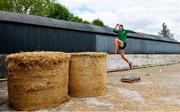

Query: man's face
[[118, 25, 123, 30]]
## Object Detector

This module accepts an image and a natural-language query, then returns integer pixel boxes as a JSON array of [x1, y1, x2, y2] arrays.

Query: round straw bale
[[6, 52, 70, 111], [69, 52, 108, 97]]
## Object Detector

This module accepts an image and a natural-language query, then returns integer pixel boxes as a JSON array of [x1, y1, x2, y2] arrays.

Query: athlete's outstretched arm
[[126, 29, 142, 35]]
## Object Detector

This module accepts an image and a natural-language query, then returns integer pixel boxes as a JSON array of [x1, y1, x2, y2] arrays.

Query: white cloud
[[57, 0, 180, 41]]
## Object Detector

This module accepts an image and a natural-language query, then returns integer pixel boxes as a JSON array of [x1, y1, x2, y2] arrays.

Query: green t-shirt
[[113, 29, 135, 42]]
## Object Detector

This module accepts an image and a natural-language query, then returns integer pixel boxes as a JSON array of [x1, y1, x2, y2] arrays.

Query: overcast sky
[[57, 0, 180, 41]]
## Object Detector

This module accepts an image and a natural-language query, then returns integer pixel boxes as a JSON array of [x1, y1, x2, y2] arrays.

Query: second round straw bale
[[69, 52, 108, 97]]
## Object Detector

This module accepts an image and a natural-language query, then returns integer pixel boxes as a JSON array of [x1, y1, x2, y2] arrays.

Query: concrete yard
[[0, 63, 180, 111]]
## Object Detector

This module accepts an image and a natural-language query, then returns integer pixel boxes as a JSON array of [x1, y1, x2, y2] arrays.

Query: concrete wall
[[107, 54, 180, 71], [1, 54, 180, 78]]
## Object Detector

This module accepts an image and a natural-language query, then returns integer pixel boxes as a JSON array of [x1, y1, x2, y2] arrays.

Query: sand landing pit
[[6, 52, 70, 111], [69, 52, 108, 97]]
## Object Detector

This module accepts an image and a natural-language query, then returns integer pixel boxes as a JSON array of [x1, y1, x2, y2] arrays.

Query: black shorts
[[119, 42, 127, 50]]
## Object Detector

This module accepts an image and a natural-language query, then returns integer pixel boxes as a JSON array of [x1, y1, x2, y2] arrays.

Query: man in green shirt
[[112, 24, 141, 69]]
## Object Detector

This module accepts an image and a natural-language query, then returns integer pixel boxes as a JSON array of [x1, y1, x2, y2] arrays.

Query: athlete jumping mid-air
[[112, 24, 141, 69]]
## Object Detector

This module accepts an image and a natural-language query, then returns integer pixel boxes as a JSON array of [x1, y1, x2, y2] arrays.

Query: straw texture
[[69, 52, 108, 97], [6, 52, 70, 111]]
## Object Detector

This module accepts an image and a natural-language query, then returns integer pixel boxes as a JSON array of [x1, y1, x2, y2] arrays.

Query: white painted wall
[[107, 54, 180, 71]]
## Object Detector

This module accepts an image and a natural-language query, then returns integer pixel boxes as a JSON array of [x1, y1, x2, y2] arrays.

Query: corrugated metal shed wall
[[0, 22, 96, 53], [0, 11, 180, 54], [126, 37, 180, 54]]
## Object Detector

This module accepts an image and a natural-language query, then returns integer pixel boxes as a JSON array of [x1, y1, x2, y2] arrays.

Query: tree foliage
[[0, 0, 54, 16], [0, 0, 105, 26], [158, 22, 174, 38], [47, 3, 70, 20], [92, 19, 105, 26], [0, 0, 13, 12], [68, 14, 90, 24]]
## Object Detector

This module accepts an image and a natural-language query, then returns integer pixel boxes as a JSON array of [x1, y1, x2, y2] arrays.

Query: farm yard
[[1, 63, 180, 111], [0, 10, 180, 111]]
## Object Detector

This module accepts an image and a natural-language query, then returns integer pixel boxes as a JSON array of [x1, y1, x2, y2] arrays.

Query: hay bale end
[[69, 52, 108, 97], [6, 52, 70, 111]]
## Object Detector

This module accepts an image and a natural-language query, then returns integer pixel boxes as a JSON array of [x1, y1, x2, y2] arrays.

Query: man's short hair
[[119, 24, 124, 28]]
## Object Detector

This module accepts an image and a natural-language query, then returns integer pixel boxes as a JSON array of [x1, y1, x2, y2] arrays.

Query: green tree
[[0, 0, 13, 11], [158, 22, 174, 38], [47, 3, 71, 20], [29, 0, 55, 16], [13, 0, 55, 16], [69, 16, 83, 22], [83, 20, 91, 24], [68, 14, 90, 24], [0, 0, 99, 26], [11, 0, 37, 14], [0, 0, 54, 16], [92, 19, 105, 26]]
